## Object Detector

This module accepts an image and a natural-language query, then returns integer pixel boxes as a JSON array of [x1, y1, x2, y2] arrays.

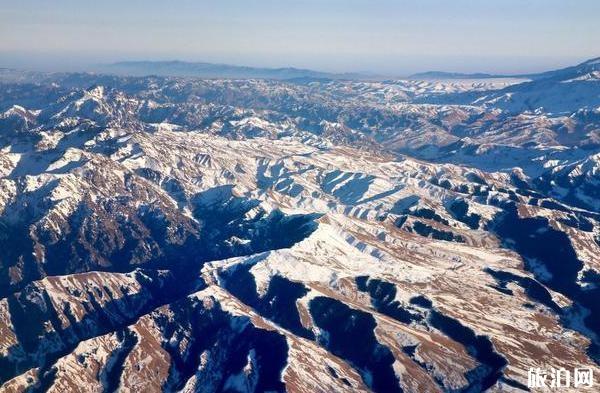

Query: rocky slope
[[0, 61, 599, 392]]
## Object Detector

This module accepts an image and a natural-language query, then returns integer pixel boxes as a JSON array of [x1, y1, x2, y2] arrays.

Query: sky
[[1, 0, 599, 76]]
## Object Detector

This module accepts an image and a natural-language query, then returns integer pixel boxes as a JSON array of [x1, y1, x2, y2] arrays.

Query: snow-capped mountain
[[0, 59, 599, 392], [420, 57, 600, 114]]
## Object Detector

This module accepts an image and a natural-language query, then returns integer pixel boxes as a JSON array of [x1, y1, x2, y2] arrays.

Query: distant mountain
[[416, 56, 600, 114], [410, 57, 600, 81], [408, 71, 507, 80], [99, 60, 368, 80], [524, 56, 600, 81]]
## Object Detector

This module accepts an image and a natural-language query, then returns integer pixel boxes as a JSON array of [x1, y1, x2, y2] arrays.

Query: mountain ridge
[[0, 57, 599, 392], [98, 60, 373, 80], [409, 56, 600, 80]]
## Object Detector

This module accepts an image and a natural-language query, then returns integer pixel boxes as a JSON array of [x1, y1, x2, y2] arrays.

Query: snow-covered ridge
[[0, 64, 598, 392]]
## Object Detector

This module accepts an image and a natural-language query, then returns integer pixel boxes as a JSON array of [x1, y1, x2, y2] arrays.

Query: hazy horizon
[[1, 0, 599, 76], [1, 51, 596, 77]]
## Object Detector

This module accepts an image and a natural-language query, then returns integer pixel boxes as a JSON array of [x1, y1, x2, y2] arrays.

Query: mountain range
[[97, 61, 370, 80], [0, 57, 599, 392], [92, 57, 600, 82]]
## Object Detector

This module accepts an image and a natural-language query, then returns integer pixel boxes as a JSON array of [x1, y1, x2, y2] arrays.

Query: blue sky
[[1, 0, 599, 75]]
